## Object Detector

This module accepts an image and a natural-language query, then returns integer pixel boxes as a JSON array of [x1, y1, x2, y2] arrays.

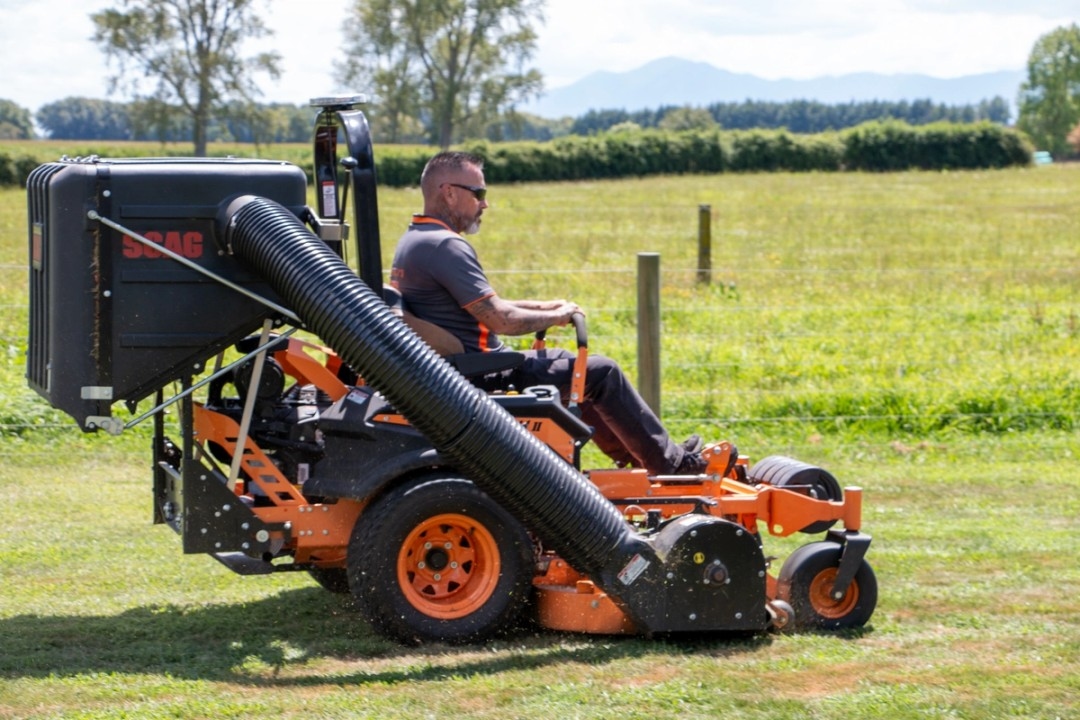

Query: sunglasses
[[447, 182, 487, 201]]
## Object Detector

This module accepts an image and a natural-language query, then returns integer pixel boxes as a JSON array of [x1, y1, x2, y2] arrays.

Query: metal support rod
[[87, 211, 301, 323], [227, 318, 274, 492], [123, 328, 296, 430], [637, 252, 661, 414], [697, 204, 712, 285]]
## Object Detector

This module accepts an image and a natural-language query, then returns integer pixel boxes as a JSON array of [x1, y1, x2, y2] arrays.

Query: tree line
[[0, 94, 1014, 144], [567, 97, 1012, 136], [24, 97, 316, 144]]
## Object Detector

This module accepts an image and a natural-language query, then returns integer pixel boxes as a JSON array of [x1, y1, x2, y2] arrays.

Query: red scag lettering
[[122, 230, 205, 260]]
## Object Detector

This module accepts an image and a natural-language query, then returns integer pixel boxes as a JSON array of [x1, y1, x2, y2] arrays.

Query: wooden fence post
[[697, 204, 712, 285], [637, 252, 661, 415]]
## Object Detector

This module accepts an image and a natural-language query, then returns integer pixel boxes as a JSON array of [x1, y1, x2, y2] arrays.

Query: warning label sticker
[[617, 554, 651, 586]]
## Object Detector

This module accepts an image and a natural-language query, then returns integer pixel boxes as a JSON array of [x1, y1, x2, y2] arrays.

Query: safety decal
[[617, 553, 650, 586]]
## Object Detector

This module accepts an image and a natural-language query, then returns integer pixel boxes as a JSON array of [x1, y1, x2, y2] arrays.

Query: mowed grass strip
[[0, 165, 1078, 718], [0, 433, 1075, 719]]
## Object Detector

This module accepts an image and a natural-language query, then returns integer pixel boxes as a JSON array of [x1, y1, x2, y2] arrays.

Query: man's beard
[[451, 208, 482, 235]]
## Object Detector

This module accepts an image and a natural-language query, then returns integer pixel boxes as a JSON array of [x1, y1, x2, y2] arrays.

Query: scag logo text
[[122, 230, 204, 259]]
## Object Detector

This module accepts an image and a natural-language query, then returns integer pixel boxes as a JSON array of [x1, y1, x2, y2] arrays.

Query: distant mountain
[[522, 57, 1026, 119]]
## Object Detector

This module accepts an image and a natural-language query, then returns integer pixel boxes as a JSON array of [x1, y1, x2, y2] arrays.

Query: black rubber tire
[[347, 475, 534, 645], [308, 567, 351, 594], [777, 541, 877, 631], [748, 456, 843, 534]]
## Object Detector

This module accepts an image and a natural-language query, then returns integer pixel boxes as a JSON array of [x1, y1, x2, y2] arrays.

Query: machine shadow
[[0, 586, 774, 685]]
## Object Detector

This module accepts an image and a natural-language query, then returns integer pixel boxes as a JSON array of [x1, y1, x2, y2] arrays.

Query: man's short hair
[[420, 151, 485, 194]]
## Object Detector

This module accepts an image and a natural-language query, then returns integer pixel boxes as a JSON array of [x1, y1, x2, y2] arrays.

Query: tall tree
[[91, 0, 281, 156], [1018, 23, 1080, 157], [128, 97, 191, 143], [0, 99, 35, 139], [338, 0, 544, 148]]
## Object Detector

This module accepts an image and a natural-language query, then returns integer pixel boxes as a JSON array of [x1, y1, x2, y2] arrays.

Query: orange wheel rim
[[396, 513, 501, 620], [808, 568, 860, 620]]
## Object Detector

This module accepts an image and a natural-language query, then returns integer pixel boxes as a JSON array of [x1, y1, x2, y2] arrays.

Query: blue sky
[[0, 0, 1073, 111]]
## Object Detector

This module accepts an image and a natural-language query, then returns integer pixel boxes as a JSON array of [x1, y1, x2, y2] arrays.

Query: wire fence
[[3, 257, 1078, 444]]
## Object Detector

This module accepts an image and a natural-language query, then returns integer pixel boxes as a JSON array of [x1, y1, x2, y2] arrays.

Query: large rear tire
[[347, 475, 534, 644], [777, 541, 877, 631]]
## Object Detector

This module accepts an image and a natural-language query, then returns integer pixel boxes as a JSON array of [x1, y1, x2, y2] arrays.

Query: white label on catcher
[[321, 182, 337, 217], [618, 554, 651, 585]]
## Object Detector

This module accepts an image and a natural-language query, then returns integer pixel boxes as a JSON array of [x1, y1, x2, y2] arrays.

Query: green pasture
[[0, 164, 1078, 718]]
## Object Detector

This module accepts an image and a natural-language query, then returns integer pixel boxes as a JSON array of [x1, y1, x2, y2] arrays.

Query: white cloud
[[0, 0, 348, 111], [245, 0, 352, 103], [0, 1, 113, 108], [0, 0, 1074, 110], [535, 0, 1070, 87]]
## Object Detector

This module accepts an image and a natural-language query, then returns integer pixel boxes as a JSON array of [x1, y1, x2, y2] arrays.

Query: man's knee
[[586, 353, 619, 373], [585, 355, 625, 395]]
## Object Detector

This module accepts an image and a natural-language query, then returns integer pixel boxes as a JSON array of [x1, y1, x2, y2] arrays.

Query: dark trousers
[[492, 348, 682, 474]]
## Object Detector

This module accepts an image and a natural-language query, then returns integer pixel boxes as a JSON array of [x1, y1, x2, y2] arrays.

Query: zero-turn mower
[[25, 97, 876, 644]]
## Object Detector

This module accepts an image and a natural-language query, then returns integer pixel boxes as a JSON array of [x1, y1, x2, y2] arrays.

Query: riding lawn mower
[[25, 96, 876, 644]]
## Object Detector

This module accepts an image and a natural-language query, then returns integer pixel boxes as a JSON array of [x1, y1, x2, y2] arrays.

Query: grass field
[[1, 163, 1078, 718]]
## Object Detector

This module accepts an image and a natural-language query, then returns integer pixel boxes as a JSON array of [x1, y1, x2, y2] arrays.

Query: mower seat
[[382, 286, 525, 379], [447, 350, 526, 378]]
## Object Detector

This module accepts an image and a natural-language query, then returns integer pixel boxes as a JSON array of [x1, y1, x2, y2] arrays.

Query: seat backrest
[[383, 285, 465, 357], [382, 285, 527, 379]]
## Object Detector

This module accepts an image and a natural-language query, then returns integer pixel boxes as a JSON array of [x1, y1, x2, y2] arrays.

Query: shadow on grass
[[0, 586, 775, 685]]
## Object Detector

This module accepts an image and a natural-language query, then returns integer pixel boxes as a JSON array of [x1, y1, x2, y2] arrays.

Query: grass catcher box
[[27, 156, 308, 431]]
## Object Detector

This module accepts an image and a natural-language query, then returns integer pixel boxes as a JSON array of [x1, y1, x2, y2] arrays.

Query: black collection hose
[[219, 196, 653, 604]]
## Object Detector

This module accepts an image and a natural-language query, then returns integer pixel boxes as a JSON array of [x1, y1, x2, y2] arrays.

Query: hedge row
[[376, 120, 1033, 187], [841, 121, 1034, 172], [1, 120, 1033, 189], [0, 151, 41, 188]]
